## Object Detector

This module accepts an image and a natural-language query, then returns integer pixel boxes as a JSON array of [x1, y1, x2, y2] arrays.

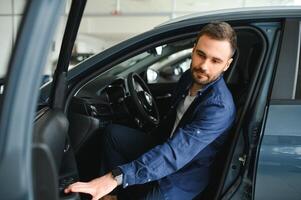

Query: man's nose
[[198, 59, 209, 72]]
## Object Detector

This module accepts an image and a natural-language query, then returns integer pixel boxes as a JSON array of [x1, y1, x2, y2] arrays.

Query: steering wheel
[[127, 72, 160, 127]]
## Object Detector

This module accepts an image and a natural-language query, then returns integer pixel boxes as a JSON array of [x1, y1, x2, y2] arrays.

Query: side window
[[295, 32, 301, 99], [146, 49, 192, 84], [271, 20, 301, 100], [76, 40, 195, 97]]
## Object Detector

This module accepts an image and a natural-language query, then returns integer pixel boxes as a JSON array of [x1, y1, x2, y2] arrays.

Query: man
[[65, 21, 237, 200]]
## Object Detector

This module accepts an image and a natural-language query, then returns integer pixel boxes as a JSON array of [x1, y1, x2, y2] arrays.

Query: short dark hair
[[196, 21, 237, 56]]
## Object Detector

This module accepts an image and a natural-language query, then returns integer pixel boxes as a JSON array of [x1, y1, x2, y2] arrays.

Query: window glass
[[42, 1, 71, 86], [102, 47, 192, 84], [105, 52, 151, 77], [294, 21, 301, 99], [147, 49, 191, 84], [77, 39, 194, 94], [295, 42, 301, 99], [37, 1, 71, 105]]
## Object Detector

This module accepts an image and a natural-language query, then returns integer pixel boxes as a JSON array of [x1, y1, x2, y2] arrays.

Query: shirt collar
[[198, 75, 222, 95], [182, 73, 223, 98], [186, 74, 223, 97]]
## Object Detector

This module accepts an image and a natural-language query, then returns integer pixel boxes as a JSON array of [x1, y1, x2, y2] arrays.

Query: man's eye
[[198, 54, 206, 58], [212, 59, 220, 64]]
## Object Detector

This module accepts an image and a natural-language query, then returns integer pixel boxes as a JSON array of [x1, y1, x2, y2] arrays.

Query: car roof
[[157, 6, 301, 27]]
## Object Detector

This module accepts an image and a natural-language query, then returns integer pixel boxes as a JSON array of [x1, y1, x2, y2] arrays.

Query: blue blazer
[[119, 70, 236, 200]]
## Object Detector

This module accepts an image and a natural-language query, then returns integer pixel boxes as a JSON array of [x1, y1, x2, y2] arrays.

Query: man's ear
[[223, 58, 233, 72]]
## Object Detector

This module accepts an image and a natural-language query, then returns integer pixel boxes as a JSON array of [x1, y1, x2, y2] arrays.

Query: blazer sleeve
[[118, 99, 235, 188]]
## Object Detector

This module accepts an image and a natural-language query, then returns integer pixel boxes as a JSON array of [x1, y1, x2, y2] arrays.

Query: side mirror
[[146, 68, 158, 83], [160, 66, 183, 79]]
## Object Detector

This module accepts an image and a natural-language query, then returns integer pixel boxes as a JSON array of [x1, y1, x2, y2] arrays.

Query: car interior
[[32, 22, 273, 200]]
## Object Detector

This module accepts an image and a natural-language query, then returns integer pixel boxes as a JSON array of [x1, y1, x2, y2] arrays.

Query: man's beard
[[191, 68, 210, 86], [190, 67, 223, 86]]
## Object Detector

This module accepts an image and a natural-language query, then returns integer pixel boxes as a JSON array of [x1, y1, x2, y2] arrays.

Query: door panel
[[33, 109, 67, 200], [254, 103, 301, 200]]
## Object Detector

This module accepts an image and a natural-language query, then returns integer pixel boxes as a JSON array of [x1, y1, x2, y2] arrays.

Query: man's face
[[190, 34, 233, 87]]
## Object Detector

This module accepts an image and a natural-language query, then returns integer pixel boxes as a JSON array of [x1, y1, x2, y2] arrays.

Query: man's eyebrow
[[195, 49, 224, 62], [212, 57, 223, 62], [195, 49, 205, 55]]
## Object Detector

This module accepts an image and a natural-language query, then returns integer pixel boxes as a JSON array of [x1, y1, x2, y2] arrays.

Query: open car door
[[0, 0, 86, 200], [32, 0, 87, 200]]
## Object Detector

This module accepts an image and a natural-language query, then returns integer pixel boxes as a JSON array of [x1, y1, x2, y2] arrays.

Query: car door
[[254, 19, 301, 200], [0, 0, 67, 199], [32, 1, 87, 200]]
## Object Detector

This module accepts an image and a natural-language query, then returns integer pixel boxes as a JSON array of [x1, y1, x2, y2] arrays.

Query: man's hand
[[64, 173, 118, 200]]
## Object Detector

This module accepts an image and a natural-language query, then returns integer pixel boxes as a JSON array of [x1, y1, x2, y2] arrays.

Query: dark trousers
[[99, 124, 165, 200]]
